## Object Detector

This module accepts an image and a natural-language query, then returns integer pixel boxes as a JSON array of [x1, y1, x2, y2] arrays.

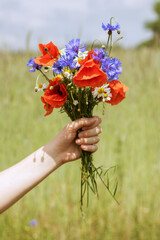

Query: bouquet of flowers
[[27, 18, 128, 209]]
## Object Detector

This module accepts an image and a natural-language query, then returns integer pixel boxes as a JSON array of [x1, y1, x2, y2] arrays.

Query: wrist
[[43, 139, 63, 169]]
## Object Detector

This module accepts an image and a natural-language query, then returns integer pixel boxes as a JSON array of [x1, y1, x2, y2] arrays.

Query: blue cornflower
[[101, 57, 122, 81], [92, 48, 107, 63], [27, 58, 42, 72], [65, 39, 86, 57], [53, 53, 75, 74], [102, 22, 120, 31], [53, 60, 64, 74], [60, 53, 75, 69], [28, 219, 38, 226]]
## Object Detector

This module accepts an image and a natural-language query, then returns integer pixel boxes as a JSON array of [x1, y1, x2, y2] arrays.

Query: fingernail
[[76, 139, 81, 144], [82, 145, 87, 150]]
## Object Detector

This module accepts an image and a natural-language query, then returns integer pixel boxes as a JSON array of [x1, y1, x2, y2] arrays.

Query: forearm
[[0, 146, 61, 214], [0, 117, 101, 214]]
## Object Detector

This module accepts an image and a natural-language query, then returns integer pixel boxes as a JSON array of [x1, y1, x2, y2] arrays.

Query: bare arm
[[0, 116, 102, 214]]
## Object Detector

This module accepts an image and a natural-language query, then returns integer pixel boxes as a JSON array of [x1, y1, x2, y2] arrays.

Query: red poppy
[[106, 80, 128, 105], [34, 42, 59, 66], [73, 59, 108, 87], [41, 96, 54, 116], [79, 50, 98, 66], [41, 78, 67, 111]]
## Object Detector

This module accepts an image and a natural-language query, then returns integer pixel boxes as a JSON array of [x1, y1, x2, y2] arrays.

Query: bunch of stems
[[62, 83, 119, 209]]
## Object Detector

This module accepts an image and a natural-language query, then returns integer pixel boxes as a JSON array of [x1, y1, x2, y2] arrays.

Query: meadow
[[0, 48, 160, 240]]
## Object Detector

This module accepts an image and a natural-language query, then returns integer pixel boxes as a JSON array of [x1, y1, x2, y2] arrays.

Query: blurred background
[[0, 0, 160, 240], [0, 0, 157, 50]]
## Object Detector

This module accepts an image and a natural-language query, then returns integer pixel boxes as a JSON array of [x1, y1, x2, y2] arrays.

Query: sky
[[0, 0, 157, 50]]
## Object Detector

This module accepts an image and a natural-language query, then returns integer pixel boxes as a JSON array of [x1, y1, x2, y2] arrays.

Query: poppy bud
[[101, 45, 106, 49], [34, 87, 38, 92], [117, 30, 121, 34], [108, 30, 112, 35], [44, 47, 48, 52], [50, 86, 54, 90]]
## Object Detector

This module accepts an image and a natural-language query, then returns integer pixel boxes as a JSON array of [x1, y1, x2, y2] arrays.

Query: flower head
[[73, 51, 88, 68], [53, 53, 75, 74], [92, 48, 107, 63], [27, 58, 42, 72], [102, 22, 120, 31], [101, 57, 122, 81], [28, 219, 38, 226], [35, 83, 47, 92], [34, 42, 59, 66], [63, 69, 73, 80], [78, 50, 99, 66], [65, 39, 86, 57], [42, 78, 67, 110], [92, 84, 112, 102], [106, 80, 128, 105], [73, 59, 108, 87], [41, 96, 54, 116], [53, 61, 64, 74]]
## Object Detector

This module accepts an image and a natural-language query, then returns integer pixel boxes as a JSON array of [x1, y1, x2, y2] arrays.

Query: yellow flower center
[[56, 75, 62, 78], [38, 84, 43, 88], [64, 69, 71, 74], [104, 93, 108, 98], [98, 88, 104, 94]]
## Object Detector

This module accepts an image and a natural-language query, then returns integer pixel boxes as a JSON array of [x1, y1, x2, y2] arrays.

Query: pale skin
[[0, 116, 102, 214]]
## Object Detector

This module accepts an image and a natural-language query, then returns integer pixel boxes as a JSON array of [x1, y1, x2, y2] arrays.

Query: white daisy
[[92, 84, 112, 102], [59, 48, 66, 55], [63, 69, 73, 80], [35, 83, 47, 92], [73, 50, 89, 68]]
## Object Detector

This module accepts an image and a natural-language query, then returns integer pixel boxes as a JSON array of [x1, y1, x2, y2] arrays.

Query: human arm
[[0, 116, 102, 214]]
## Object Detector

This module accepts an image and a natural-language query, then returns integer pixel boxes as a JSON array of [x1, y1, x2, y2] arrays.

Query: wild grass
[[0, 48, 160, 240]]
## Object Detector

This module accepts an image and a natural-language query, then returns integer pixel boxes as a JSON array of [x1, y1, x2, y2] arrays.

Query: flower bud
[[117, 30, 121, 34], [108, 30, 112, 35], [34, 87, 38, 92], [50, 86, 54, 90], [73, 100, 78, 106], [101, 45, 106, 49], [44, 47, 48, 52]]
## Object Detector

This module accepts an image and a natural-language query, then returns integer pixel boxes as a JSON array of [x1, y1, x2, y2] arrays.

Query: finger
[[81, 116, 102, 130], [75, 136, 100, 145], [67, 117, 96, 133], [81, 145, 98, 152], [78, 126, 102, 138]]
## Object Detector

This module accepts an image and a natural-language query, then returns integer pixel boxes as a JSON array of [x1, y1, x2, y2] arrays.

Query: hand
[[44, 116, 102, 165]]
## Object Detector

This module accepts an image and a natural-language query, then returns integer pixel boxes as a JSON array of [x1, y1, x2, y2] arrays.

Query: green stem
[[38, 69, 50, 82]]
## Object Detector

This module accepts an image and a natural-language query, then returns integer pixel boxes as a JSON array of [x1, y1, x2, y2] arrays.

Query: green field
[[0, 48, 160, 240]]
